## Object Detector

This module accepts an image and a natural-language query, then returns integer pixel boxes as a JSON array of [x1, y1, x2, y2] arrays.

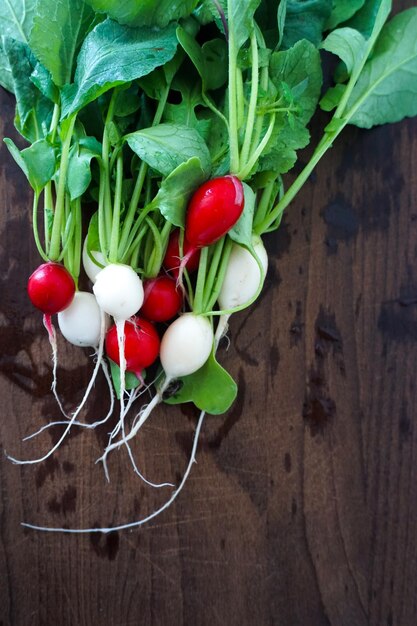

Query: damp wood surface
[[1, 11, 417, 626]]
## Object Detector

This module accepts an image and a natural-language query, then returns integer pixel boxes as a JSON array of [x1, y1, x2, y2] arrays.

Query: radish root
[[21, 409, 206, 534]]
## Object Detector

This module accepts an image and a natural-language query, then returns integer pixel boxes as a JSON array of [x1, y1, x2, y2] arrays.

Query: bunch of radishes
[[4, 0, 416, 532], [16, 172, 268, 482]]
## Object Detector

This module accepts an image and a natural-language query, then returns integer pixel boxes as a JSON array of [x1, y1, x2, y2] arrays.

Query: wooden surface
[[1, 8, 417, 626]]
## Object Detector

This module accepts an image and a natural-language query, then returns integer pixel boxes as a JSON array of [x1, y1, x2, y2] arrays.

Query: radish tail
[[21, 410, 206, 534], [7, 311, 107, 465], [43, 314, 69, 418]]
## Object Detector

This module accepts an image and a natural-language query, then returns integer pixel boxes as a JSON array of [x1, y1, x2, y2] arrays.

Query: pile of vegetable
[[2, 0, 417, 533]]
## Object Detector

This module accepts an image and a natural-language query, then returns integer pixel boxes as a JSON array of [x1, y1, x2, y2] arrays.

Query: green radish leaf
[[177, 26, 228, 92], [109, 359, 141, 399], [270, 40, 323, 123], [164, 351, 237, 415], [29, 0, 95, 87], [5, 137, 56, 193], [346, 0, 391, 39], [229, 183, 256, 247], [194, 0, 227, 35], [126, 124, 211, 178], [139, 68, 169, 101], [277, 0, 287, 49], [113, 83, 141, 117], [67, 137, 101, 200], [326, 0, 365, 30], [3, 37, 53, 142], [3, 138, 28, 177], [84, 0, 199, 28], [30, 62, 59, 103], [0, 0, 36, 92], [61, 20, 178, 118], [259, 39, 322, 173], [155, 156, 207, 227], [201, 39, 228, 90], [281, 0, 332, 49], [320, 83, 346, 112], [229, 0, 261, 51], [87, 211, 101, 252], [347, 8, 417, 128], [321, 27, 366, 74], [163, 74, 211, 142]]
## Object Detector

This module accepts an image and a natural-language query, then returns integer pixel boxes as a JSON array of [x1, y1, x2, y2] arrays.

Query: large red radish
[[185, 175, 244, 248]]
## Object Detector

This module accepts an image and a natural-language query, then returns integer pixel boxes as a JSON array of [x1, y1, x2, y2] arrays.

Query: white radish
[[218, 236, 268, 310], [58, 291, 103, 347], [7, 305, 109, 466], [160, 313, 213, 378], [216, 236, 268, 344], [98, 313, 213, 471], [93, 263, 143, 320], [93, 263, 144, 475], [82, 237, 106, 283]]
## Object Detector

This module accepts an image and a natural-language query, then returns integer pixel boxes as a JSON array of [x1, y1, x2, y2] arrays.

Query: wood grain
[[1, 4, 417, 624]]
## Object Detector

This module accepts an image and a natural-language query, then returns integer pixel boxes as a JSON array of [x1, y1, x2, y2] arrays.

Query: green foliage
[[229, 183, 256, 246], [4, 137, 56, 193], [29, 0, 95, 87], [61, 19, 178, 117], [0, 0, 36, 92], [347, 8, 417, 128], [126, 124, 211, 178], [84, 0, 199, 28], [155, 157, 207, 227], [165, 351, 237, 414], [327, 0, 365, 30], [281, 0, 332, 49]]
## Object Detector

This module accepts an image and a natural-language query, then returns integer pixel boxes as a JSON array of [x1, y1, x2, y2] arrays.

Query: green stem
[[57, 213, 75, 265], [236, 68, 245, 131], [227, 0, 240, 174], [102, 91, 118, 247], [97, 163, 108, 261], [61, 193, 73, 275], [257, 129, 343, 233], [193, 246, 208, 315], [202, 237, 225, 311], [48, 114, 76, 261], [32, 192, 48, 262], [144, 218, 163, 278], [253, 179, 279, 232], [73, 197, 82, 284], [205, 238, 233, 312], [205, 241, 265, 316], [109, 152, 124, 263], [240, 31, 259, 168], [121, 202, 156, 264], [118, 84, 170, 259], [202, 93, 229, 129], [237, 113, 275, 180], [49, 103, 60, 142]]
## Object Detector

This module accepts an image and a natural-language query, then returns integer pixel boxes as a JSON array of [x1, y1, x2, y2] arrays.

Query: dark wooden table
[[1, 6, 417, 625]]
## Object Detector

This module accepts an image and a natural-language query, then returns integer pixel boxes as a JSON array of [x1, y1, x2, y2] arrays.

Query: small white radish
[[98, 313, 213, 472], [218, 236, 268, 310], [58, 291, 103, 347], [160, 313, 213, 378], [82, 237, 106, 283], [93, 263, 145, 476], [93, 263, 144, 320]]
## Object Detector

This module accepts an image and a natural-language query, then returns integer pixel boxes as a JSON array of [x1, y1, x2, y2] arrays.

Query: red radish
[[26, 262, 76, 420], [105, 316, 160, 377], [141, 276, 182, 322], [185, 175, 244, 248], [163, 229, 200, 277], [27, 262, 75, 314]]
